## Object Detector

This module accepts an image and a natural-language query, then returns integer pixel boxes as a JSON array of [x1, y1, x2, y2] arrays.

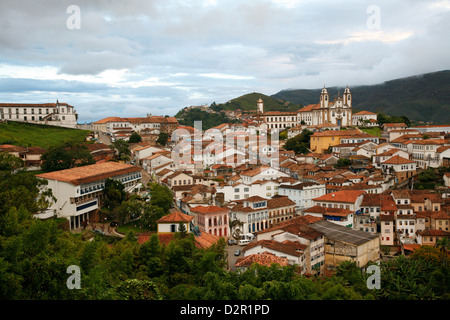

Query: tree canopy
[[41, 141, 95, 172]]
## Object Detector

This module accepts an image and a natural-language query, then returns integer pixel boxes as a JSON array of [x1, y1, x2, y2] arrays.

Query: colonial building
[[297, 86, 353, 127], [0, 101, 78, 128], [230, 195, 296, 234], [190, 205, 230, 237], [253, 86, 353, 134], [35, 162, 142, 229], [352, 111, 378, 127]]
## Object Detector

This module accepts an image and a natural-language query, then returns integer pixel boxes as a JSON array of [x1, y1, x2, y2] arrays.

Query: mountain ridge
[[271, 70, 450, 124]]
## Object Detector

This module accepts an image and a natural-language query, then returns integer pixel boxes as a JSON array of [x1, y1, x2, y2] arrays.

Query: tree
[[141, 204, 165, 231], [115, 198, 143, 225], [177, 222, 187, 238], [0, 152, 24, 172], [157, 132, 169, 146], [148, 183, 173, 213], [129, 132, 142, 144], [103, 178, 126, 212], [41, 141, 95, 172], [111, 139, 131, 162], [335, 158, 351, 168], [284, 129, 312, 154]]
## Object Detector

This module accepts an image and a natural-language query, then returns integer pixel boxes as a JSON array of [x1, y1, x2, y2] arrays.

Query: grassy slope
[[0, 121, 91, 149]]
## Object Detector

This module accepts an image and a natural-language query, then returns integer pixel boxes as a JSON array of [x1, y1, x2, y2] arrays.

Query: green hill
[[211, 92, 302, 113], [0, 121, 91, 149], [271, 70, 450, 124], [175, 108, 241, 130]]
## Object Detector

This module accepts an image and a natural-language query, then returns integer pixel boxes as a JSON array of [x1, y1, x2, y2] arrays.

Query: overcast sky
[[1, 0, 449, 123]]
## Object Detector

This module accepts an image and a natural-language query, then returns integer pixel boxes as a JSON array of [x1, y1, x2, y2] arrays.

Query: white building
[[243, 239, 308, 273], [312, 190, 365, 213], [297, 86, 353, 127], [352, 111, 378, 127], [278, 182, 326, 212], [240, 165, 288, 184], [410, 139, 450, 169], [215, 179, 282, 202], [230, 195, 296, 234], [35, 162, 142, 229], [255, 216, 326, 274], [0, 101, 78, 128]]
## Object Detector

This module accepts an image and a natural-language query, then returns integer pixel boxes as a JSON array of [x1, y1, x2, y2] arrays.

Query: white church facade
[[297, 86, 353, 127], [254, 86, 354, 133]]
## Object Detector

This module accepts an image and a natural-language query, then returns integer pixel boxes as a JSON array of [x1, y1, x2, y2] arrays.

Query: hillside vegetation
[[211, 92, 302, 112], [0, 121, 91, 149], [271, 70, 450, 124], [175, 108, 240, 130]]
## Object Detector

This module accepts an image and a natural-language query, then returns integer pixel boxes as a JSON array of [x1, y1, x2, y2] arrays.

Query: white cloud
[[0, 0, 449, 123]]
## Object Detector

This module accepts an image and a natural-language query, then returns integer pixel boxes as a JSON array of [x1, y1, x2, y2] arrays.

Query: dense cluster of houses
[[3, 97, 449, 276], [116, 116, 449, 274]]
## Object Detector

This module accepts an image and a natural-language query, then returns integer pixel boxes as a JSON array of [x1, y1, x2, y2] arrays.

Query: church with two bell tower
[[252, 86, 353, 133], [298, 86, 353, 127]]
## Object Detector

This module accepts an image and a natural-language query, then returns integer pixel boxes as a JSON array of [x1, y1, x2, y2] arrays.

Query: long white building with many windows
[[0, 101, 78, 128], [36, 162, 142, 229]]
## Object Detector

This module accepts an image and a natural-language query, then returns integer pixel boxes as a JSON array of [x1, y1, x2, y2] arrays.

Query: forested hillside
[[271, 70, 450, 124]]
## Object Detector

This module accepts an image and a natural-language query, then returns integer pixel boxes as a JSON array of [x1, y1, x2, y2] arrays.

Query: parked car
[[109, 221, 118, 227], [234, 249, 241, 256], [238, 239, 250, 246], [227, 239, 237, 245]]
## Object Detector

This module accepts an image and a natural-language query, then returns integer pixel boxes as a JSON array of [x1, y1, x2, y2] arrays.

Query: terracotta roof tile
[[157, 211, 194, 223], [235, 252, 289, 268], [313, 190, 365, 203], [36, 162, 140, 186]]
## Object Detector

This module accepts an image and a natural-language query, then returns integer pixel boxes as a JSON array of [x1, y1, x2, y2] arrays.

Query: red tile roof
[[244, 239, 307, 257], [313, 190, 365, 203], [304, 205, 353, 217], [190, 205, 229, 214], [157, 211, 194, 223], [235, 252, 289, 268], [382, 155, 415, 164], [36, 162, 140, 186]]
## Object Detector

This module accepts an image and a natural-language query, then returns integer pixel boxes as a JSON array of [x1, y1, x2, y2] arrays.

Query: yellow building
[[310, 129, 380, 153], [310, 129, 359, 153]]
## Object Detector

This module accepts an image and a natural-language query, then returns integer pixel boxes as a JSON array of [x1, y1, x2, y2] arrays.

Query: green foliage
[[284, 129, 313, 154], [1, 167, 449, 300], [175, 108, 240, 131], [128, 132, 142, 143], [111, 139, 131, 162], [377, 113, 411, 127], [272, 70, 450, 124], [0, 152, 24, 172], [148, 183, 173, 213], [210, 92, 301, 113], [103, 178, 127, 213], [41, 141, 95, 172], [156, 132, 169, 146], [335, 158, 352, 168]]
